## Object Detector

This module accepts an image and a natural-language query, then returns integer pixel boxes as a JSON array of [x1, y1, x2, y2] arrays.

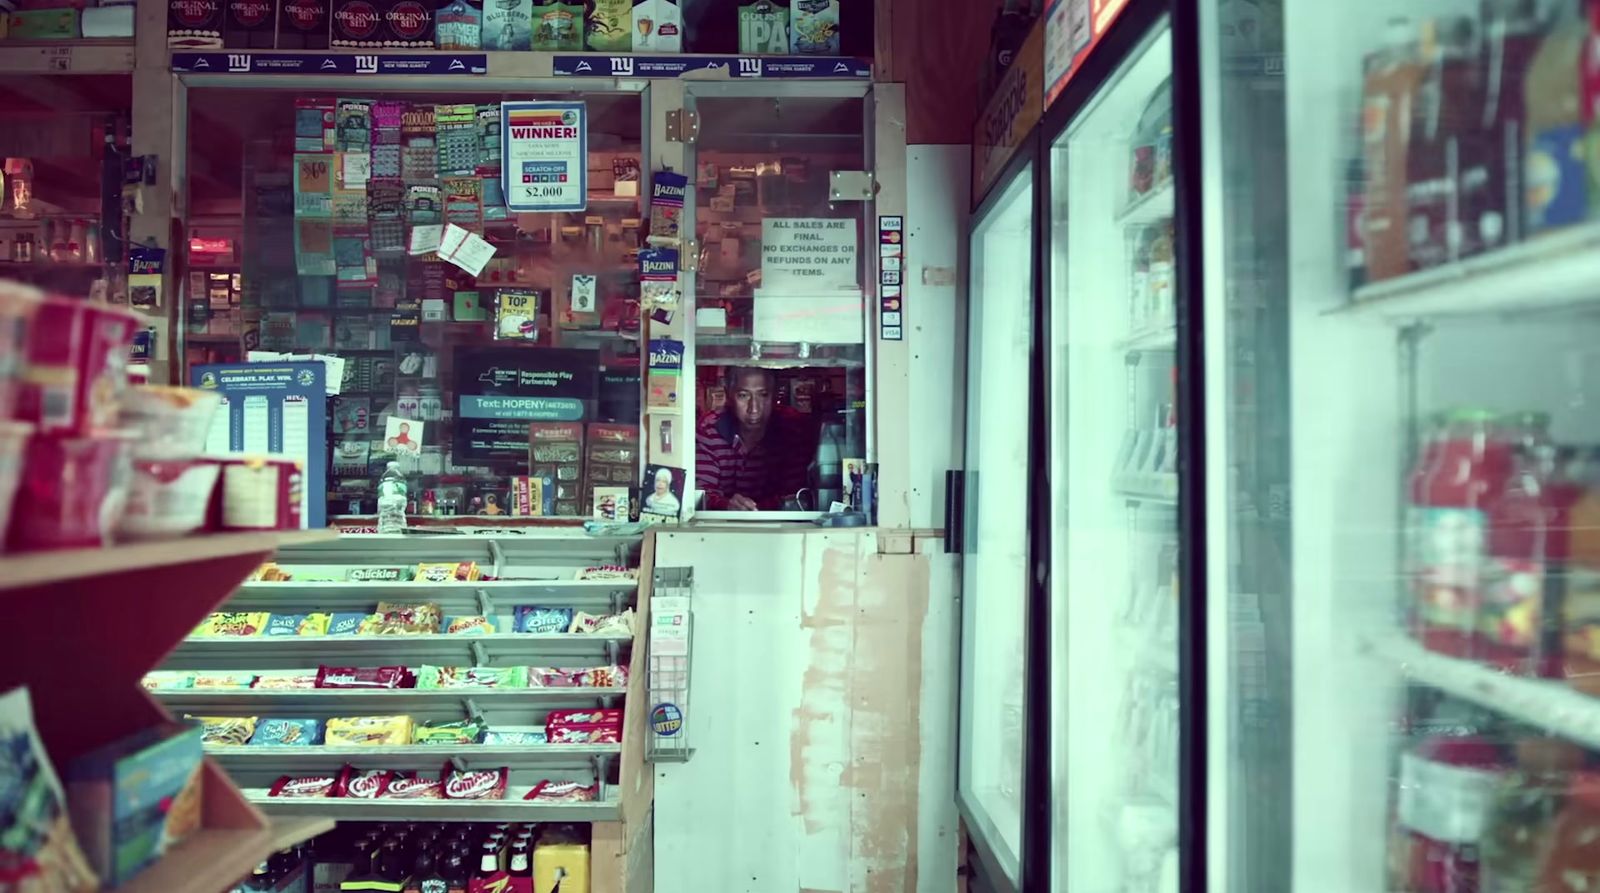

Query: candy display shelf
[[1344, 219, 1600, 321], [0, 530, 337, 893], [1363, 633, 1600, 751], [148, 528, 662, 886]]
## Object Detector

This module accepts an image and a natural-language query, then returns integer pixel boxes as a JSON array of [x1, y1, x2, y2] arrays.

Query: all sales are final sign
[[500, 101, 588, 213]]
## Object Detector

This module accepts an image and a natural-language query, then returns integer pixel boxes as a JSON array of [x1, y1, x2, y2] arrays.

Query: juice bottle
[[1481, 414, 1565, 673], [1363, 18, 1426, 281], [1396, 733, 1507, 893], [1478, 737, 1580, 893], [1411, 408, 1516, 657], [1524, 0, 1589, 233], [1475, 0, 1543, 248], [1406, 16, 1480, 272]]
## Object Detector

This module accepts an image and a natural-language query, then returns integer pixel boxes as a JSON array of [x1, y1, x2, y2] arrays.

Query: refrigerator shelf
[[1365, 634, 1600, 750], [1112, 472, 1179, 504], [1345, 220, 1600, 322], [1117, 180, 1175, 226], [1114, 325, 1177, 353]]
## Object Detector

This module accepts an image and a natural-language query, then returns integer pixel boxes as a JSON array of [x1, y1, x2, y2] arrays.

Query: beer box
[[380, 0, 432, 47], [584, 0, 628, 50], [790, 0, 836, 54], [630, 0, 678, 52], [737, 0, 787, 54], [167, 0, 221, 46], [276, 0, 327, 47], [479, 0, 528, 49], [223, 0, 274, 46], [329, 0, 381, 46]]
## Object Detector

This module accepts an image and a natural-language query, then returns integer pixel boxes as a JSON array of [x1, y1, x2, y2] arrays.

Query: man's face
[[730, 371, 773, 430]]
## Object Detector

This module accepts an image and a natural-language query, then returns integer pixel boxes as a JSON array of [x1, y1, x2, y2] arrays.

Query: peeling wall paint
[[652, 530, 956, 893]]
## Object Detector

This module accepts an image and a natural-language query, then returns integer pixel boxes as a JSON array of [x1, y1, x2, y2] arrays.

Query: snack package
[[646, 170, 687, 247], [251, 672, 318, 690], [345, 566, 410, 582], [568, 609, 634, 635], [264, 614, 309, 636], [526, 667, 584, 688], [412, 718, 485, 745], [0, 687, 99, 893], [65, 721, 205, 888], [513, 605, 575, 634], [574, 564, 636, 581], [414, 561, 480, 582], [195, 612, 270, 637], [248, 719, 323, 746], [141, 671, 195, 691], [441, 765, 507, 800], [297, 613, 331, 635], [267, 774, 338, 798], [416, 666, 529, 689], [580, 665, 629, 688], [316, 666, 415, 689], [328, 611, 373, 635], [332, 766, 394, 799], [483, 725, 547, 746], [370, 601, 443, 634], [524, 781, 597, 802], [325, 715, 414, 746], [444, 615, 495, 635], [546, 708, 623, 744], [246, 562, 292, 582], [191, 716, 257, 746], [192, 672, 258, 690], [379, 775, 443, 799]]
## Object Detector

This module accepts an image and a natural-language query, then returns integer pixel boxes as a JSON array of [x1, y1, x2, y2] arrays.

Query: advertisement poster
[[973, 21, 1044, 198], [1044, 0, 1129, 108], [500, 101, 588, 212], [453, 346, 598, 464], [192, 361, 327, 528]]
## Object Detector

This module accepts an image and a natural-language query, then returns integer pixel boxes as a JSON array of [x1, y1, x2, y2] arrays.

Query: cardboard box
[[167, 0, 220, 46], [223, 0, 275, 46], [67, 723, 205, 887], [329, 0, 380, 46], [379, 0, 432, 48], [276, 0, 327, 46], [9, 7, 77, 37]]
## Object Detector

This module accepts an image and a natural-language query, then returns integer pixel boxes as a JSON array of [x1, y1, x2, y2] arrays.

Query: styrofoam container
[[118, 386, 221, 460], [118, 458, 221, 540]]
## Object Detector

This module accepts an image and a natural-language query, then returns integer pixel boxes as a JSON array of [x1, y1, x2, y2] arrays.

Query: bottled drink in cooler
[[1395, 732, 1506, 893], [1406, 16, 1480, 271], [1524, 0, 1589, 232], [1478, 737, 1580, 893], [1363, 18, 1426, 281], [1477, 0, 1543, 247], [377, 460, 407, 533]]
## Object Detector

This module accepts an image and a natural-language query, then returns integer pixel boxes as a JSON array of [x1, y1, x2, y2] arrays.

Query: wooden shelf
[[0, 530, 334, 591]]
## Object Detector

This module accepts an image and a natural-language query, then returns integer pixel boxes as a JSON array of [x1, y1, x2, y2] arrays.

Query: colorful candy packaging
[[327, 612, 373, 635], [248, 719, 323, 746], [483, 725, 547, 745], [380, 774, 444, 799], [333, 766, 396, 799], [416, 666, 529, 689], [263, 613, 330, 636], [194, 612, 270, 637], [444, 615, 495, 634], [411, 718, 485, 745], [524, 781, 597, 802], [190, 716, 257, 746], [324, 715, 414, 746], [513, 605, 574, 634], [267, 774, 338, 798], [441, 764, 507, 800], [315, 665, 415, 689], [369, 601, 442, 634]]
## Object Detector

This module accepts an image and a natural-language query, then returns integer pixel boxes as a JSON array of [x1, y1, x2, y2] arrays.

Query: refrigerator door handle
[[944, 469, 964, 554]]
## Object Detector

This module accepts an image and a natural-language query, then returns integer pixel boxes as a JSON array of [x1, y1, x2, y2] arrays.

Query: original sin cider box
[[277, 0, 329, 48], [168, 0, 223, 47], [223, 0, 276, 47], [331, 0, 382, 46], [381, 0, 433, 47]]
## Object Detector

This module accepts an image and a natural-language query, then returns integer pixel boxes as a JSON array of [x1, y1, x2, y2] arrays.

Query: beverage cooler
[[964, 0, 1600, 888]]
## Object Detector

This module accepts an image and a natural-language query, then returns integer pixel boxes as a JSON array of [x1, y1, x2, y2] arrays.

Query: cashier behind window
[[695, 367, 816, 511]]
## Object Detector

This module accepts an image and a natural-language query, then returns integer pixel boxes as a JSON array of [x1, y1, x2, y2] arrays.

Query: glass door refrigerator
[[1198, 0, 1600, 891], [1040, 6, 1185, 892]]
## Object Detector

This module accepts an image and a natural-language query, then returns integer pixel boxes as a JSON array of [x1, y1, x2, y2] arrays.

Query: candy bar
[[574, 564, 636, 581], [142, 671, 195, 690], [195, 612, 269, 636], [412, 718, 485, 745], [415, 666, 528, 689], [252, 672, 318, 690], [268, 774, 338, 797], [248, 718, 322, 746], [568, 609, 634, 635], [316, 665, 414, 689], [549, 724, 621, 744], [298, 613, 331, 635], [264, 613, 309, 636], [328, 612, 372, 635], [325, 715, 414, 746], [524, 781, 597, 802], [191, 716, 257, 746], [483, 725, 546, 745], [581, 665, 628, 688], [333, 766, 394, 799], [413, 561, 480, 582], [370, 601, 442, 634], [345, 566, 410, 581], [193, 672, 257, 689], [527, 667, 585, 687], [441, 765, 506, 800], [444, 615, 494, 634], [380, 774, 443, 799], [546, 708, 623, 729], [513, 605, 574, 634], [247, 562, 292, 582]]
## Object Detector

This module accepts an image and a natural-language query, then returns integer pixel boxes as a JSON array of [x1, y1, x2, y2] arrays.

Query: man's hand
[[727, 494, 760, 511]]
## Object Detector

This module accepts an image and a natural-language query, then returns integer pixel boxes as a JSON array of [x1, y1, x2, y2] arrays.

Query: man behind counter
[[695, 366, 816, 511]]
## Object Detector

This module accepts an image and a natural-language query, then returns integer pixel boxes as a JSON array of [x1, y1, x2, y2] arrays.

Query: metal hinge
[[666, 109, 700, 144], [829, 170, 876, 201]]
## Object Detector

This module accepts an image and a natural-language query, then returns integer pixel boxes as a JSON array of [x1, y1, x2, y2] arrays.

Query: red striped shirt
[[695, 407, 816, 510]]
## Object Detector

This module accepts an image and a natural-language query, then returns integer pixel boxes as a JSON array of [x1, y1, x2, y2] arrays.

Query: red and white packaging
[[441, 764, 507, 800], [214, 457, 302, 530], [9, 433, 132, 551], [379, 774, 443, 799], [544, 708, 624, 744], [0, 283, 42, 420], [118, 458, 221, 540], [522, 781, 597, 802], [268, 773, 338, 798], [0, 421, 33, 549], [333, 765, 394, 799], [17, 297, 138, 435]]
